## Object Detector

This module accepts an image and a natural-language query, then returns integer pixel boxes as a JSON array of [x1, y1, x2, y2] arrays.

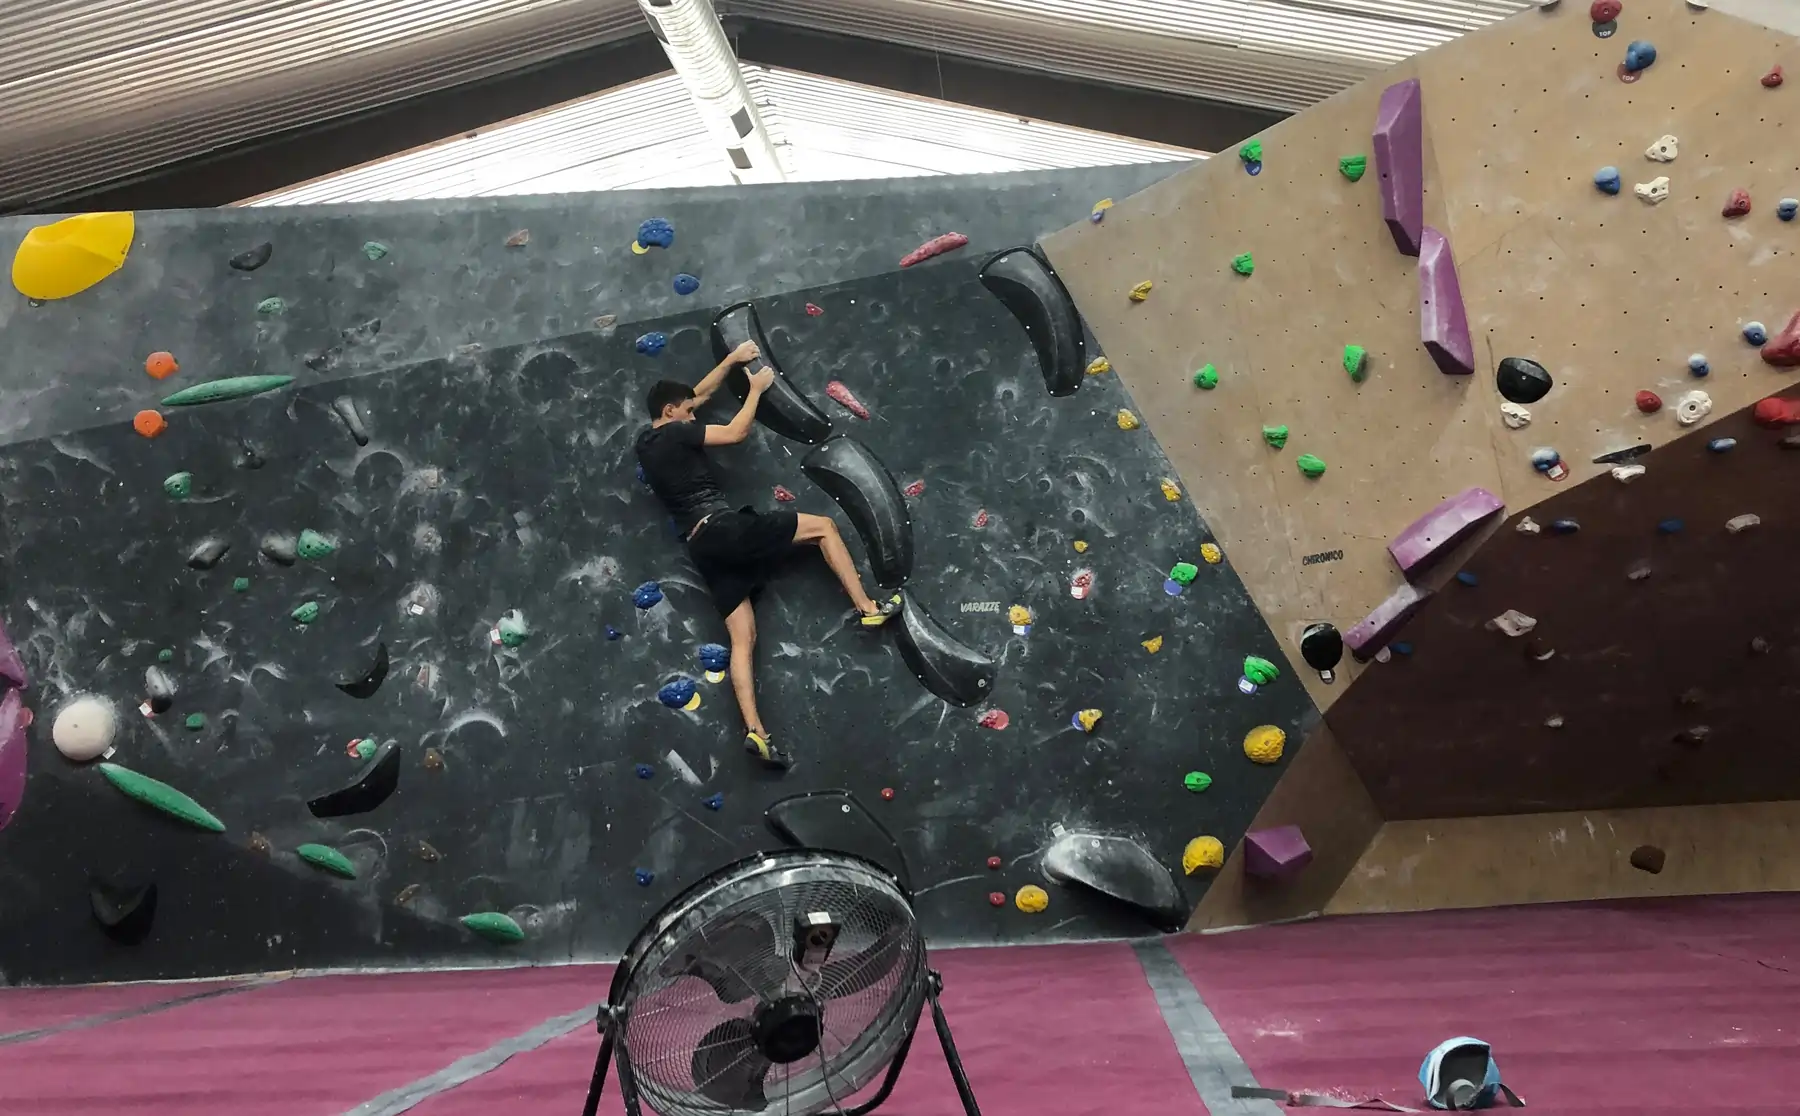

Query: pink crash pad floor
[[0, 978, 241, 1038]]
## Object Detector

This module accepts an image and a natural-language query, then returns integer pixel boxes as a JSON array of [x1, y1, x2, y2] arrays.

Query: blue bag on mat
[[1418, 1037, 1525, 1109]]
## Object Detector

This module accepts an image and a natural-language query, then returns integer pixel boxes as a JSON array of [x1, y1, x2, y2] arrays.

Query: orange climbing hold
[[144, 351, 179, 380], [133, 410, 167, 438]]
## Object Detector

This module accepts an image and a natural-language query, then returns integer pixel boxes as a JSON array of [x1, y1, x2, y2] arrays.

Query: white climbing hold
[[52, 694, 118, 762], [1627, 559, 1653, 581], [1645, 136, 1679, 163], [1726, 513, 1762, 533], [1374, 647, 1393, 663], [1635, 177, 1671, 204], [1500, 402, 1532, 429], [1685, 0, 1708, 8], [1545, 715, 1565, 729], [1488, 610, 1538, 637], [1611, 464, 1646, 483], [1516, 516, 1542, 535], [1675, 389, 1713, 426]]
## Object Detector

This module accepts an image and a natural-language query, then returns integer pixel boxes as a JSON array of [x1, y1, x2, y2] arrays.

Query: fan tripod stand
[[581, 968, 981, 1116]]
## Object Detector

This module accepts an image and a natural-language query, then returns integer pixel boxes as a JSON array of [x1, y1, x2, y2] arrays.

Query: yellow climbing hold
[[1142, 635, 1163, 654], [1117, 409, 1141, 431], [1243, 724, 1287, 765], [1015, 884, 1049, 913], [1183, 836, 1225, 874], [684, 693, 702, 711], [1160, 478, 1182, 502], [1007, 604, 1033, 627], [1073, 540, 1089, 553], [1129, 280, 1153, 302], [1200, 542, 1223, 565], [630, 240, 650, 255], [1074, 708, 1103, 733], [1086, 356, 1112, 376], [1091, 198, 1114, 219], [12, 212, 135, 300]]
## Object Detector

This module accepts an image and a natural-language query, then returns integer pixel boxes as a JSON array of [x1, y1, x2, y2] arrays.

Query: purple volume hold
[[1420, 227, 1475, 375], [1389, 487, 1504, 580], [1244, 825, 1314, 881], [1345, 583, 1432, 662], [0, 688, 31, 831], [0, 617, 24, 690], [1373, 78, 1424, 257]]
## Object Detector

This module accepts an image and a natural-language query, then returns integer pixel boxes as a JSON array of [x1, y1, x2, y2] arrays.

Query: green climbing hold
[[1339, 154, 1368, 182], [353, 737, 378, 760], [162, 472, 192, 499], [98, 763, 225, 832], [497, 610, 531, 648], [162, 375, 295, 408], [1183, 771, 1213, 793], [256, 297, 285, 315], [232, 577, 250, 592], [461, 912, 526, 944], [1193, 363, 1219, 390], [296, 843, 357, 879], [296, 529, 336, 560], [1343, 345, 1368, 383], [362, 241, 390, 261], [1239, 140, 1263, 164], [291, 601, 320, 625], [1262, 425, 1289, 450], [157, 648, 173, 663], [1231, 253, 1254, 276], [1243, 656, 1280, 686], [1296, 453, 1327, 478], [184, 713, 205, 732], [1169, 562, 1200, 586]]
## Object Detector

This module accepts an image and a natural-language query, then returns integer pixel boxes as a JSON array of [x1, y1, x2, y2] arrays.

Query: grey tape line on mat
[[1132, 939, 1285, 1116], [0, 975, 289, 1047], [342, 1003, 599, 1116]]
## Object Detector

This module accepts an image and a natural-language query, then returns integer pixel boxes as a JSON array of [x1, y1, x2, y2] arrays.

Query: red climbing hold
[[825, 380, 870, 420], [971, 508, 989, 528], [900, 232, 969, 268], [773, 485, 796, 502], [988, 891, 1006, 907], [1589, 0, 1621, 20], [1763, 65, 1785, 88], [880, 787, 895, 800], [804, 303, 824, 316], [1635, 390, 1662, 414], [987, 855, 1002, 870], [1723, 188, 1753, 218], [902, 479, 925, 497], [1753, 395, 1800, 427], [1760, 311, 1800, 367], [977, 708, 1009, 730]]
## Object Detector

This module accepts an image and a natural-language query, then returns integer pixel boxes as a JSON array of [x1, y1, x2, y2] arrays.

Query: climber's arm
[[704, 369, 772, 446], [693, 340, 761, 405]]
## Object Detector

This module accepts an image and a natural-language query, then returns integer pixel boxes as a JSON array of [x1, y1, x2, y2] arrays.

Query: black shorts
[[687, 507, 802, 617]]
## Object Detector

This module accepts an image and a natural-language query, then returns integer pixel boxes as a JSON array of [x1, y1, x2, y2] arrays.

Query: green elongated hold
[[163, 472, 192, 499], [296, 529, 336, 560], [163, 375, 295, 408], [1169, 562, 1200, 586], [1239, 140, 1263, 164], [1339, 154, 1368, 182], [362, 241, 390, 261], [296, 843, 357, 879], [1193, 363, 1219, 390], [1231, 253, 1255, 276], [1262, 424, 1289, 449], [461, 912, 526, 944], [1184, 771, 1213, 793], [98, 763, 225, 832], [1343, 344, 1368, 382], [292, 601, 320, 624], [1296, 453, 1327, 478], [256, 297, 286, 315], [1243, 655, 1280, 686]]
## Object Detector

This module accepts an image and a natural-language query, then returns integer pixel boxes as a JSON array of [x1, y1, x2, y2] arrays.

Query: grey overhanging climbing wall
[[0, 166, 1317, 984]]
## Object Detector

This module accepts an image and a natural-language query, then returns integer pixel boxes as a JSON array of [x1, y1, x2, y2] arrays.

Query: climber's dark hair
[[646, 380, 696, 419]]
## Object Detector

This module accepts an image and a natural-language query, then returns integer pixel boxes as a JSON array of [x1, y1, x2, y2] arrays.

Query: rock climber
[[635, 339, 900, 770]]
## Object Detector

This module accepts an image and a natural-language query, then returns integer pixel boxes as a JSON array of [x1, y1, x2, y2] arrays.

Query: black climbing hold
[[186, 537, 230, 570], [1455, 571, 1479, 587], [303, 347, 342, 372], [332, 397, 370, 446], [336, 641, 389, 699], [1298, 622, 1344, 673], [893, 593, 998, 707], [307, 739, 401, 818], [765, 789, 910, 891], [1042, 830, 1186, 933], [260, 533, 298, 565], [1592, 444, 1653, 465], [1551, 518, 1581, 534], [801, 435, 914, 588], [1658, 518, 1684, 535], [145, 665, 177, 715], [978, 247, 1087, 398], [711, 302, 835, 445], [229, 242, 273, 272], [342, 318, 381, 344], [1495, 357, 1553, 405], [236, 439, 266, 469], [89, 877, 158, 945]]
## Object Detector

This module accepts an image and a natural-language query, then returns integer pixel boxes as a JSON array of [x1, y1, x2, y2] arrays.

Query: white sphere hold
[[52, 695, 118, 762]]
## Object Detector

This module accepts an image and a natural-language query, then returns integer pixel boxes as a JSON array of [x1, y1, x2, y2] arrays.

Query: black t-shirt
[[635, 421, 729, 535]]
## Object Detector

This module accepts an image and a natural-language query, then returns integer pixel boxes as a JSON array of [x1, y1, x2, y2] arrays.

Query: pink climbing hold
[[1723, 188, 1752, 218], [977, 708, 1010, 730], [0, 688, 33, 831], [1345, 582, 1432, 662], [1419, 227, 1474, 376], [900, 232, 969, 268], [773, 485, 797, 502], [1387, 487, 1503, 581], [805, 303, 825, 316], [903, 479, 925, 497], [1069, 568, 1095, 600], [825, 380, 870, 420], [0, 617, 25, 690], [971, 508, 989, 528], [1243, 825, 1314, 881]]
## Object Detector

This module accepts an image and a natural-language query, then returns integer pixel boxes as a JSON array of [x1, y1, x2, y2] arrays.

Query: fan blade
[[657, 910, 777, 1004], [692, 1018, 771, 1109], [814, 922, 907, 1000]]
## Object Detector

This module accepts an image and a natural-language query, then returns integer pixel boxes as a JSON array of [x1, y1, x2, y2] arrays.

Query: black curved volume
[[894, 593, 997, 707], [710, 302, 834, 445], [800, 436, 914, 588], [336, 641, 389, 699], [307, 739, 401, 818], [978, 247, 1087, 398], [90, 877, 158, 945]]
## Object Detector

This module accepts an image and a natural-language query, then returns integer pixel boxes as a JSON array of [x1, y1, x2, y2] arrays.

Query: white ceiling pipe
[[636, 0, 786, 183]]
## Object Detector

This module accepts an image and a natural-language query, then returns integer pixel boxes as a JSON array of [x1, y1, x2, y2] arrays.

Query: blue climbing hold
[[1530, 447, 1562, 473], [636, 331, 668, 356], [698, 643, 730, 672], [635, 763, 655, 779], [658, 677, 697, 710], [1391, 641, 1413, 656], [1745, 322, 1768, 346], [1163, 579, 1183, 596], [634, 868, 655, 886], [637, 218, 675, 249], [1623, 40, 1657, 73], [1245, 161, 1262, 177], [1708, 437, 1737, 453], [1658, 518, 1684, 535], [1780, 199, 1799, 222], [673, 273, 700, 296], [1688, 354, 1710, 378], [704, 793, 724, 811], [1455, 571, 1479, 587], [633, 581, 664, 609], [1551, 518, 1581, 534], [605, 624, 623, 641], [1594, 167, 1621, 195]]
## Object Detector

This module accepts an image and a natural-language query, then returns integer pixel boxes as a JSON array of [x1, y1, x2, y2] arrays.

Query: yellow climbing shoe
[[745, 731, 792, 770], [860, 594, 902, 627]]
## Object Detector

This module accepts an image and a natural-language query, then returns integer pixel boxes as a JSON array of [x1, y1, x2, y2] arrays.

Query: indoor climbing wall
[[0, 164, 1326, 984], [1041, 0, 1800, 920]]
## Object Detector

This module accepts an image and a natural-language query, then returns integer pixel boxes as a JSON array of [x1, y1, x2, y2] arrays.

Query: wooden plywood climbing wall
[[1042, 0, 1800, 711]]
